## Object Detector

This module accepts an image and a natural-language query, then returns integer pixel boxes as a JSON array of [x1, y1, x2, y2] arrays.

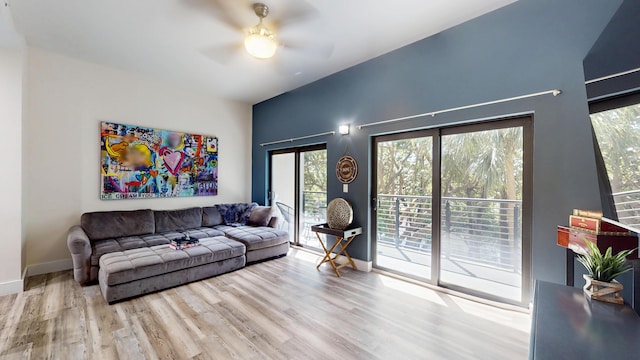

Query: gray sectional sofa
[[67, 204, 289, 303]]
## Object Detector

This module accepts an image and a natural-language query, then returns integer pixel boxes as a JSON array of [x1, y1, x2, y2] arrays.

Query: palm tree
[[440, 127, 523, 267]]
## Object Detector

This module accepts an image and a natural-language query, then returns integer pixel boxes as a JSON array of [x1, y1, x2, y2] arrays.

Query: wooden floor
[[0, 249, 530, 359]]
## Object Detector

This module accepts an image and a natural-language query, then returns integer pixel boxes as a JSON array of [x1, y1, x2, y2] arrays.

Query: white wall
[[24, 48, 252, 268], [0, 46, 24, 294]]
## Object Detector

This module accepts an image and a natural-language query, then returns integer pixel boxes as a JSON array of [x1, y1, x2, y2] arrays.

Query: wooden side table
[[311, 224, 362, 277]]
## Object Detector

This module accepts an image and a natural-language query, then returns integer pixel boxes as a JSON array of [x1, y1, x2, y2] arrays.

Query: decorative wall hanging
[[336, 147, 358, 184], [100, 121, 218, 200]]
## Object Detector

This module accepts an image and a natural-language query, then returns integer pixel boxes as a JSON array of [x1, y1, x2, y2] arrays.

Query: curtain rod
[[259, 131, 336, 147], [357, 89, 561, 130], [585, 67, 640, 85]]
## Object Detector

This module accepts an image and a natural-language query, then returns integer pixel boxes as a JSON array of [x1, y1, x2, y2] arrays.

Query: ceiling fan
[[244, 3, 278, 59], [184, 0, 333, 63]]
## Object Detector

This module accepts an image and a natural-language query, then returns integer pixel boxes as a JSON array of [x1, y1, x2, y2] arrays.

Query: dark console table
[[530, 281, 640, 359]]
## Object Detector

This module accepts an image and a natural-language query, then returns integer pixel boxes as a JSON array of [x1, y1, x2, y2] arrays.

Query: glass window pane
[[591, 103, 640, 227], [440, 126, 523, 302], [300, 150, 327, 249], [375, 136, 433, 280], [271, 153, 296, 236]]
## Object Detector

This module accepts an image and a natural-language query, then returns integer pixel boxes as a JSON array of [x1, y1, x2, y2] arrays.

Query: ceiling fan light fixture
[[244, 25, 277, 59], [244, 3, 277, 60]]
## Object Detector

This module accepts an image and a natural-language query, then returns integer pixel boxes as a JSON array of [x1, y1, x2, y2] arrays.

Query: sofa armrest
[[67, 225, 92, 285], [268, 216, 281, 229]]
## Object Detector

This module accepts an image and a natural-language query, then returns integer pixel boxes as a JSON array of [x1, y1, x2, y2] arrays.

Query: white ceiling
[[6, 0, 515, 104], [0, 2, 22, 47]]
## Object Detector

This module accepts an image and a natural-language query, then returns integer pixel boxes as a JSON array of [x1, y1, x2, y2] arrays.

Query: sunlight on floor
[[378, 275, 448, 307], [447, 295, 531, 332], [290, 247, 323, 264], [378, 274, 530, 332], [289, 247, 530, 333]]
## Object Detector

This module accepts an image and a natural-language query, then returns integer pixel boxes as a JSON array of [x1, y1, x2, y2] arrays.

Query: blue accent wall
[[252, 0, 626, 287], [584, 0, 640, 99]]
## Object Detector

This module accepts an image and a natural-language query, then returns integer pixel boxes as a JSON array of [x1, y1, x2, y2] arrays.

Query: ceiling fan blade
[[200, 42, 245, 65], [279, 37, 334, 59], [270, 0, 319, 30], [181, 0, 253, 32]]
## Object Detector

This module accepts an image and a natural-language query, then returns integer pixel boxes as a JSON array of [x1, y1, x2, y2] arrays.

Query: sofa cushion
[[154, 207, 203, 233], [91, 234, 169, 266], [216, 203, 258, 226], [183, 227, 225, 239], [81, 209, 155, 241], [247, 206, 276, 227], [99, 237, 246, 286], [215, 225, 289, 251], [202, 206, 224, 227]]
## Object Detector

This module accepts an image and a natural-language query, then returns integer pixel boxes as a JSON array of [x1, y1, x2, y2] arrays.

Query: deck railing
[[294, 192, 523, 272], [612, 190, 640, 227], [377, 194, 522, 272], [300, 191, 327, 246]]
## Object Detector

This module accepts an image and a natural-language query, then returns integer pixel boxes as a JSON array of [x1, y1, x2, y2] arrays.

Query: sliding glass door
[[269, 145, 327, 249], [373, 118, 531, 305], [374, 131, 436, 280], [439, 123, 526, 302], [270, 152, 296, 237]]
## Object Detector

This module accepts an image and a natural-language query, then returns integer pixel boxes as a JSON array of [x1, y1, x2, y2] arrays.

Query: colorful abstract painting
[[100, 121, 218, 200]]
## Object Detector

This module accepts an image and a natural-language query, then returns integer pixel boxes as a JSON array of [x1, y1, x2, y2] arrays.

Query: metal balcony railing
[[300, 191, 327, 247], [377, 194, 522, 272], [613, 190, 640, 227]]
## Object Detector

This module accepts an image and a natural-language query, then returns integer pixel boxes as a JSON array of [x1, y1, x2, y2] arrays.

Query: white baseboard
[[26, 258, 73, 277], [333, 254, 373, 272], [0, 279, 23, 296]]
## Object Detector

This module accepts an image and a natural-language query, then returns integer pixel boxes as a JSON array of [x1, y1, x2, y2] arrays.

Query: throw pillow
[[216, 203, 258, 226], [202, 206, 224, 227], [247, 206, 275, 227], [239, 203, 258, 225]]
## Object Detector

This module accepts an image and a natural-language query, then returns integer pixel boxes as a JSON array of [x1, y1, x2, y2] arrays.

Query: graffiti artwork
[[100, 121, 218, 200]]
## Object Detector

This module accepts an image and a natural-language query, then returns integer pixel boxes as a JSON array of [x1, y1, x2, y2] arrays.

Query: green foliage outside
[[375, 127, 524, 269], [299, 127, 526, 268], [591, 103, 640, 226], [591, 104, 640, 194], [301, 150, 327, 219]]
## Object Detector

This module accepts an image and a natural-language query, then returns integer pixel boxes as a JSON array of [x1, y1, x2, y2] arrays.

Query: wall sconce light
[[339, 125, 350, 135]]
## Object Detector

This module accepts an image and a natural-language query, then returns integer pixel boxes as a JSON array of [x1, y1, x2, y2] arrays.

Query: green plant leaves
[[577, 240, 636, 283]]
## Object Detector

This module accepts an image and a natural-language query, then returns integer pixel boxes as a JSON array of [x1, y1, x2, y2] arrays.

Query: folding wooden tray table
[[311, 224, 362, 277]]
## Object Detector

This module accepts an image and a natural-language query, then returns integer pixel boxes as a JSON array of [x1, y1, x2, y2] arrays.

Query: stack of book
[[569, 209, 630, 236], [169, 235, 200, 250]]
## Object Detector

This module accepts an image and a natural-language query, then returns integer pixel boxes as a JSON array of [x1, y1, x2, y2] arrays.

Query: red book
[[569, 215, 630, 235]]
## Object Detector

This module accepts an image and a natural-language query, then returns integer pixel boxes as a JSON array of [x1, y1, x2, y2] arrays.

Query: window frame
[[589, 90, 640, 221]]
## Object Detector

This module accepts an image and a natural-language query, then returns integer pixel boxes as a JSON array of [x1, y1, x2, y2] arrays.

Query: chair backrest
[[275, 202, 294, 224]]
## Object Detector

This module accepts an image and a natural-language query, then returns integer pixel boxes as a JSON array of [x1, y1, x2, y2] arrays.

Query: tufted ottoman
[[98, 236, 245, 303], [214, 225, 289, 263]]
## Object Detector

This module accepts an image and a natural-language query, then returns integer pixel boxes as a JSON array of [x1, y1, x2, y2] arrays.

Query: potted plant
[[577, 241, 636, 304]]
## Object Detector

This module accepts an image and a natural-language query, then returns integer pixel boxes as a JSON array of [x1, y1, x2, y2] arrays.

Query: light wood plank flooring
[[0, 249, 530, 359]]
